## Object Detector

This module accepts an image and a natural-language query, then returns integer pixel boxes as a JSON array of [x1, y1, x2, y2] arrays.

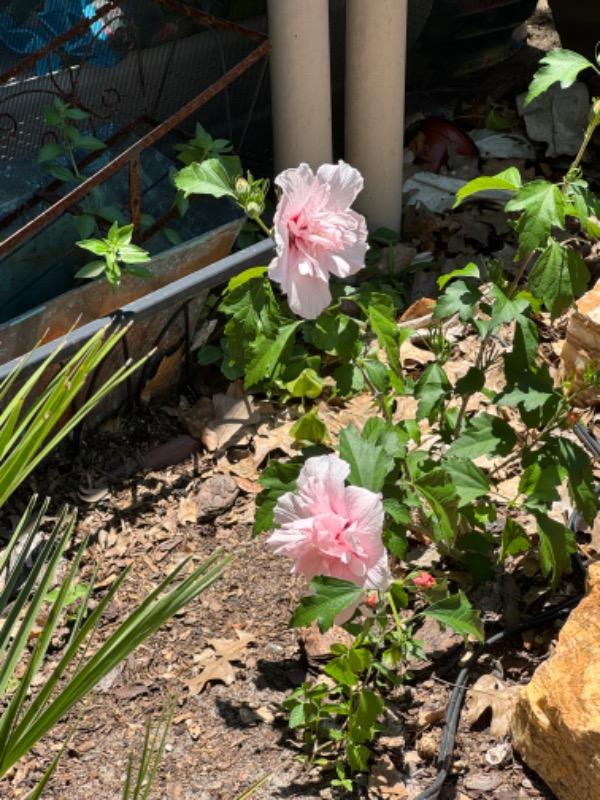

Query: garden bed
[[6, 387, 588, 800]]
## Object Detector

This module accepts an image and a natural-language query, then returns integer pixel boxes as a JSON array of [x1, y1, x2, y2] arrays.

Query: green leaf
[[368, 305, 405, 376], [38, 142, 64, 163], [289, 577, 363, 633], [437, 262, 480, 290], [174, 158, 236, 199], [288, 703, 306, 729], [74, 135, 105, 152], [290, 410, 328, 444], [528, 240, 589, 317], [454, 366, 485, 396], [505, 181, 566, 257], [453, 168, 522, 208], [44, 164, 77, 183], [245, 322, 301, 388], [253, 460, 301, 535], [535, 513, 576, 587], [285, 368, 326, 399], [75, 260, 106, 280], [434, 280, 481, 323], [348, 689, 384, 745], [63, 106, 89, 120], [414, 363, 451, 422], [73, 213, 96, 239], [311, 313, 360, 361], [76, 238, 110, 256], [423, 590, 484, 642], [526, 49, 595, 105], [500, 519, 530, 560], [413, 469, 459, 542], [519, 461, 562, 508], [324, 656, 358, 687], [196, 345, 222, 366], [334, 364, 365, 396], [118, 243, 151, 264], [125, 264, 152, 279], [447, 413, 516, 459], [338, 424, 393, 491], [383, 526, 407, 559], [226, 266, 268, 292], [443, 459, 490, 506], [555, 438, 597, 525], [346, 743, 371, 773]]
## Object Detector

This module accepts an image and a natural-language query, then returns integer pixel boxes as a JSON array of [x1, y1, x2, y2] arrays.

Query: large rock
[[511, 562, 600, 800], [561, 277, 600, 405]]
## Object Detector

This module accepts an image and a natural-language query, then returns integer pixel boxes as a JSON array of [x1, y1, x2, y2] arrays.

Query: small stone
[[417, 705, 445, 728], [415, 616, 463, 660], [561, 277, 600, 405], [463, 772, 502, 793], [195, 474, 239, 520], [511, 561, 600, 800], [416, 729, 440, 761], [485, 741, 512, 767]]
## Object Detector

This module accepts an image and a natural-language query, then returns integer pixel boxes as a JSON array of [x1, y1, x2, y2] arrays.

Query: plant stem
[[251, 214, 273, 239]]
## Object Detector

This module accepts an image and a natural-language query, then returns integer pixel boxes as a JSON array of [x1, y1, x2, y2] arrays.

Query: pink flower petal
[[317, 161, 364, 209]]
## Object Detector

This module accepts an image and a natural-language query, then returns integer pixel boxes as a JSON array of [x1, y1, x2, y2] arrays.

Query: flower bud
[[235, 177, 249, 194], [246, 200, 262, 218]]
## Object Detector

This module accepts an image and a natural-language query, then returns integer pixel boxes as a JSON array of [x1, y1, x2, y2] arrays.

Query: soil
[[4, 401, 567, 800], [2, 2, 585, 799]]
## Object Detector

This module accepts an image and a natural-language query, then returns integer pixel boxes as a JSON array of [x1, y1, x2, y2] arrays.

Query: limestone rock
[[511, 562, 600, 800], [561, 277, 600, 405]]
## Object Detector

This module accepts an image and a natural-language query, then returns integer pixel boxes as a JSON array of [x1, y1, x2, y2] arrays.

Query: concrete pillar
[[346, 0, 408, 230], [267, 0, 333, 172]]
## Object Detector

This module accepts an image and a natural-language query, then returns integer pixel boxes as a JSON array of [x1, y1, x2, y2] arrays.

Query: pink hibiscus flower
[[267, 454, 390, 591], [269, 162, 368, 319]]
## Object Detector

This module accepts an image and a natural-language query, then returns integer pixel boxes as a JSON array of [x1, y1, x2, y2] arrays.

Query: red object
[[364, 591, 379, 609], [416, 118, 478, 173], [413, 571, 437, 590]]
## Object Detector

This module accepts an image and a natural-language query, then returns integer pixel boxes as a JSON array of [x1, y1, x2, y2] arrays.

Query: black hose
[[413, 424, 599, 800]]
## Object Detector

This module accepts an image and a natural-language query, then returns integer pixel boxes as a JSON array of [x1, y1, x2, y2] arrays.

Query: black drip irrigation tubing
[[413, 424, 599, 800]]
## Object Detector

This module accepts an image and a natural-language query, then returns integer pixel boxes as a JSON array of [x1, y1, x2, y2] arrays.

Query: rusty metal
[[129, 156, 142, 240], [156, 0, 268, 43], [0, 36, 270, 260], [0, 119, 146, 236], [0, 1, 119, 87]]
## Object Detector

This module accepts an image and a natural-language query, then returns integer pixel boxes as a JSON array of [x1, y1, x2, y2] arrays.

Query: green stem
[[355, 361, 392, 422], [250, 214, 273, 239]]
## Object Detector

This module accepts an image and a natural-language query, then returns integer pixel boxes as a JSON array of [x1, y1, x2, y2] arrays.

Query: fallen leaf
[[177, 495, 198, 526], [253, 418, 297, 465], [202, 392, 261, 452], [368, 755, 409, 798], [140, 346, 184, 403], [399, 297, 435, 323], [400, 340, 435, 367], [181, 397, 214, 440], [186, 630, 254, 695], [463, 673, 520, 739], [298, 622, 354, 661]]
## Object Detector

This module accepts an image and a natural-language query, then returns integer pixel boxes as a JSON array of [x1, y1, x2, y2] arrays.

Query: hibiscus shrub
[[174, 49, 600, 791]]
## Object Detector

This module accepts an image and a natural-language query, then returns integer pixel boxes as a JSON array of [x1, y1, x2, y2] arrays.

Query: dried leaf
[[464, 673, 520, 739], [202, 393, 261, 452], [399, 297, 435, 323], [368, 755, 409, 798], [177, 495, 198, 526], [186, 631, 254, 695], [400, 340, 435, 367]]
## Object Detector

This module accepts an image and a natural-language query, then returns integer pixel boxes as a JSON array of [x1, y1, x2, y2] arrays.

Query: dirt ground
[[3, 2, 580, 798]]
